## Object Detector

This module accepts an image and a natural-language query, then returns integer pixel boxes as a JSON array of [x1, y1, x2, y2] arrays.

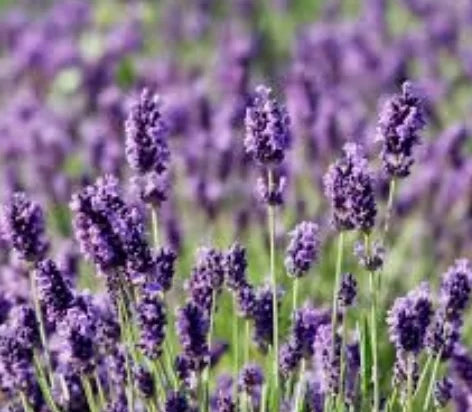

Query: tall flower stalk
[[244, 84, 292, 408]]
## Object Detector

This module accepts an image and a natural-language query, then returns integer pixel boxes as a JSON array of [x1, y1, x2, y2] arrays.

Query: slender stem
[[365, 233, 380, 412], [415, 353, 433, 397], [203, 289, 217, 411], [386, 385, 398, 412], [330, 232, 344, 390], [151, 207, 160, 248], [81, 375, 98, 412], [118, 296, 135, 412], [29, 271, 53, 385], [384, 178, 396, 235], [95, 371, 106, 409], [338, 312, 348, 407], [423, 351, 442, 411], [407, 354, 414, 412], [20, 391, 33, 412], [267, 169, 279, 409], [260, 383, 268, 412], [293, 358, 306, 412], [33, 351, 61, 412], [163, 342, 178, 389], [244, 319, 250, 366], [293, 277, 299, 311], [233, 297, 239, 390]]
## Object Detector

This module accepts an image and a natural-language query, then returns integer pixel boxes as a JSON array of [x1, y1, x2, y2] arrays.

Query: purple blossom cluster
[[0, 0, 472, 411]]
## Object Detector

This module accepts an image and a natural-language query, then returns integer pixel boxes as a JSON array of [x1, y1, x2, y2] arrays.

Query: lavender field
[[0, 0, 471, 411]]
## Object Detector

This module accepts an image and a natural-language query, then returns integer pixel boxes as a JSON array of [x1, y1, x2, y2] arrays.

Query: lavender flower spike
[[387, 283, 433, 353], [125, 88, 169, 174], [377, 81, 426, 178], [244, 85, 291, 166], [285, 221, 320, 278], [323, 143, 377, 232], [0, 192, 49, 262]]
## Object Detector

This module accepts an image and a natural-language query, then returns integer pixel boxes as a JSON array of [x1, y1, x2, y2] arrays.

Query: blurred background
[[0, 0, 471, 395]]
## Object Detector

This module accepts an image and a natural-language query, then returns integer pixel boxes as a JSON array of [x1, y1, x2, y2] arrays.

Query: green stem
[[366, 234, 380, 412], [415, 353, 433, 397], [260, 383, 268, 412], [338, 312, 348, 408], [293, 358, 306, 412], [151, 207, 160, 248], [81, 375, 98, 412], [118, 295, 135, 412], [330, 232, 344, 393], [20, 391, 34, 412], [163, 341, 178, 389], [293, 277, 299, 311], [244, 319, 250, 366], [233, 297, 239, 392], [95, 371, 106, 409], [29, 271, 53, 385], [423, 351, 442, 411], [407, 354, 414, 412], [33, 351, 61, 412], [203, 289, 217, 411], [384, 178, 396, 235], [267, 169, 279, 410]]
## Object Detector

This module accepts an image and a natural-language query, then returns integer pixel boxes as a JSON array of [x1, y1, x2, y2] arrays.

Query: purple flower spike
[[387, 283, 433, 353], [0, 192, 49, 262], [292, 305, 330, 358], [165, 391, 191, 412], [313, 324, 341, 396], [134, 365, 155, 399], [224, 242, 248, 293], [323, 143, 377, 232], [153, 247, 177, 292], [377, 81, 426, 178], [136, 285, 167, 359], [125, 88, 169, 175], [285, 221, 320, 278], [439, 259, 472, 321], [337, 273, 357, 312], [434, 377, 452, 408], [35, 258, 74, 325], [176, 302, 209, 371], [245, 85, 291, 166]]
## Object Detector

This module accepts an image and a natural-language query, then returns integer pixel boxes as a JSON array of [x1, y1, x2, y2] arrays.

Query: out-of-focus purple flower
[[0, 292, 12, 325], [392, 351, 419, 395], [323, 143, 377, 232], [244, 85, 291, 166], [136, 284, 167, 359], [165, 391, 192, 412], [387, 283, 433, 353], [224, 242, 248, 292], [153, 247, 177, 292], [451, 346, 472, 389], [9, 304, 40, 350], [345, 342, 360, 406], [95, 300, 121, 355], [187, 247, 225, 313], [337, 273, 357, 312], [306, 374, 325, 412], [285, 221, 320, 278], [106, 346, 128, 388], [236, 283, 257, 318], [105, 391, 128, 412], [279, 338, 302, 376], [131, 171, 170, 207], [35, 258, 74, 325], [58, 306, 96, 374], [313, 323, 341, 396], [434, 377, 453, 408], [253, 283, 282, 352], [0, 192, 49, 262], [238, 363, 264, 408], [210, 340, 229, 367], [176, 302, 209, 371], [353, 240, 385, 272], [291, 305, 330, 358], [377, 81, 426, 178], [439, 259, 472, 321], [425, 310, 461, 359], [125, 88, 169, 175], [256, 173, 287, 206], [70, 175, 155, 278], [214, 389, 236, 412], [134, 365, 155, 399]]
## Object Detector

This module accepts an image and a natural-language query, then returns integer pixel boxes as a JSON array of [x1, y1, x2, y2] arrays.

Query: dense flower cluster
[[323, 143, 377, 232], [244, 85, 291, 166], [285, 221, 320, 278], [377, 81, 426, 178]]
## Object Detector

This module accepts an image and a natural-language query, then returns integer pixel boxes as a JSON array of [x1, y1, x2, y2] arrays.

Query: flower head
[[125, 88, 169, 174], [440, 259, 472, 321], [224, 243, 248, 292], [245, 85, 291, 166], [387, 283, 433, 353], [323, 143, 377, 232], [0, 192, 49, 262], [377, 81, 426, 178], [285, 221, 320, 278]]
